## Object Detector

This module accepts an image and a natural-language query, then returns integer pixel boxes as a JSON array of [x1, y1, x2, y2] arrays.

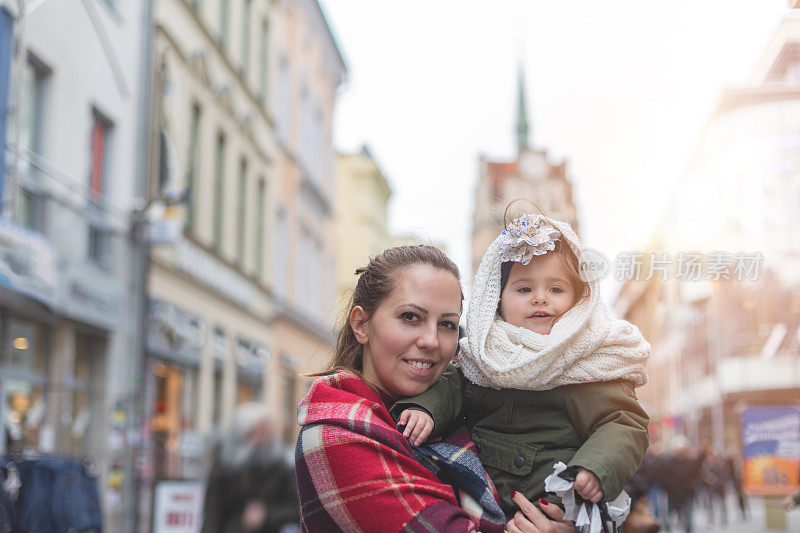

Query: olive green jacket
[[391, 364, 649, 516]]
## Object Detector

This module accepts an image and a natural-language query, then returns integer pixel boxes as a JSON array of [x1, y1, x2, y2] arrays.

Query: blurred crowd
[[624, 438, 748, 533]]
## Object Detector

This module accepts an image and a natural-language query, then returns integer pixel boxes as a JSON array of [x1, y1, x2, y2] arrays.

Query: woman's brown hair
[[312, 245, 462, 378]]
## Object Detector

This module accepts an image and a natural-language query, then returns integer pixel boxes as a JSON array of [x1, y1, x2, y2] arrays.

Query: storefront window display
[[3, 379, 45, 453], [151, 361, 201, 480], [146, 299, 204, 481], [0, 315, 48, 455]]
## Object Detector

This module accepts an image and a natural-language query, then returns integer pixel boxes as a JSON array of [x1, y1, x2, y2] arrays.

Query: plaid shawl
[[296, 372, 506, 532]]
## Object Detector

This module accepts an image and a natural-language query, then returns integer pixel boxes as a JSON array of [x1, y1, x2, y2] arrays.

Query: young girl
[[393, 212, 651, 518]]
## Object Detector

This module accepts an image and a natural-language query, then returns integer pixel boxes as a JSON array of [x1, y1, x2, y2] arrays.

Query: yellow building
[[335, 146, 392, 316]]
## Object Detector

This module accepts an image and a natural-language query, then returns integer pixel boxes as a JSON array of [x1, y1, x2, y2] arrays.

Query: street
[[659, 494, 800, 532]]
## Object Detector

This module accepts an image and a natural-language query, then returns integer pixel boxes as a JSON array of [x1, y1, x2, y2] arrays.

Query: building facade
[[140, 0, 344, 527], [614, 4, 800, 452], [471, 67, 579, 278], [0, 0, 149, 529]]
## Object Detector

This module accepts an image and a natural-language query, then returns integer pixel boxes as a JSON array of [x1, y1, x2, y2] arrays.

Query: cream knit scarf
[[458, 217, 650, 391]]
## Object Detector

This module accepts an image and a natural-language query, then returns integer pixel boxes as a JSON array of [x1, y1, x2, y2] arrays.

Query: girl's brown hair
[[312, 245, 462, 378], [501, 199, 589, 305]]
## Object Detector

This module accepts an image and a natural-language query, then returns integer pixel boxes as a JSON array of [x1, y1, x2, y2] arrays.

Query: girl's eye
[[549, 287, 563, 294], [517, 287, 531, 293], [440, 321, 457, 331], [400, 312, 419, 322]]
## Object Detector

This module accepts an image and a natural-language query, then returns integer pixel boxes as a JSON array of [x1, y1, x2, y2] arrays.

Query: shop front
[[145, 298, 205, 483]]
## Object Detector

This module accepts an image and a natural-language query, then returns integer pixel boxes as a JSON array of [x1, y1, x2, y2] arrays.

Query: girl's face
[[499, 252, 577, 335], [352, 265, 462, 399]]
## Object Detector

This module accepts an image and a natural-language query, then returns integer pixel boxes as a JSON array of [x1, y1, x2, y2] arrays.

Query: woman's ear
[[350, 306, 369, 344]]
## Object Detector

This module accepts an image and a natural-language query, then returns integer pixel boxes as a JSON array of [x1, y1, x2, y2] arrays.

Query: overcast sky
[[321, 0, 788, 295]]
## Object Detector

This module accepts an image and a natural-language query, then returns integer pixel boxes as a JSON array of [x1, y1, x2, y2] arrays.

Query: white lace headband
[[497, 213, 561, 265]]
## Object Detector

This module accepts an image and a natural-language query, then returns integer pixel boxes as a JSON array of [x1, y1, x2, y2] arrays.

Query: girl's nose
[[532, 291, 548, 305]]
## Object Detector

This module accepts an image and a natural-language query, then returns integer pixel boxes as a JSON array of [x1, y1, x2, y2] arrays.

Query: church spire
[[515, 63, 530, 153]]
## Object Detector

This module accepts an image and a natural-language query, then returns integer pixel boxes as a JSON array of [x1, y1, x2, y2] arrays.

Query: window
[[212, 327, 226, 427], [276, 55, 290, 143], [218, 0, 229, 49], [255, 178, 265, 279], [240, 0, 251, 79], [259, 19, 269, 104], [274, 207, 287, 298], [19, 57, 48, 231], [88, 225, 112, 268], [213, 132, 225, 251], [236, 157, 247, 266], [88, 110, 113, 268], [70, 333, 101, 456], [296, 227, 323, 316], [297, 227, 309, 309], [89, 111, 112, 201], [299, 82, 311, 169], [186, 102, 201, 234], [282, 369, 296, 443]]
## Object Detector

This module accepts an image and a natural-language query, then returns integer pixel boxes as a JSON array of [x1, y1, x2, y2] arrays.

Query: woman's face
[[352, 265, 462, 400]]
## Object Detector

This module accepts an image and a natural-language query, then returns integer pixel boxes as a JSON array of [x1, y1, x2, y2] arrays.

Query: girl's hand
[[398, 409, 434, 446], [573, 468, 604, 503], [505, 492, 574, 532]]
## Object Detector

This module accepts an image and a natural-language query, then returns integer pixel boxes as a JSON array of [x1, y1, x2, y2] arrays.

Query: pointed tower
[[471, 63, 580, 278], [516, 64, 530, 153]]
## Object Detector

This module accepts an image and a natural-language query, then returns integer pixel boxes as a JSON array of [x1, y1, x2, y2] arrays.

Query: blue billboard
[[741, 406, 800, 495]]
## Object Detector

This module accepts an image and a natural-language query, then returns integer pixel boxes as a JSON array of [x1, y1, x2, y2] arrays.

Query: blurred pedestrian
[[661, 437, 705, 533], [202, 402, 299, 533], [699, 450, 731, 526], [727, 451, 748, 520], [622, 446, 663, 532]]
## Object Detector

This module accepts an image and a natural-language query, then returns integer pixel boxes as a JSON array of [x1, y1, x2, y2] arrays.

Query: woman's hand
[[505, 492, 575, 532], [398, 409, 434, 446]]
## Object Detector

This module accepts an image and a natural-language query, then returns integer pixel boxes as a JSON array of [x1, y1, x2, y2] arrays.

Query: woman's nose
[[417, 323, 439, 350]]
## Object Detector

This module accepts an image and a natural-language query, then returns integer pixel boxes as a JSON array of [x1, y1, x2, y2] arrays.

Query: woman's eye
[[400, 312, 419, 322], [440, 321, 457, 330]]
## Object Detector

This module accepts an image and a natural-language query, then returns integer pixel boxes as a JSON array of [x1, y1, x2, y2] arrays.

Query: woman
[[295, 245, 574, 532]]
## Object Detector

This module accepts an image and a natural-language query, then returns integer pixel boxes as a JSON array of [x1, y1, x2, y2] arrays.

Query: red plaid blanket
[[295, 372, 505, 532]]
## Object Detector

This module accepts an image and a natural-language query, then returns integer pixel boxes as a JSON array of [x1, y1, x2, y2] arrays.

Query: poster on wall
[[741, 405, 800, 495], [152, 480, 204, 533]]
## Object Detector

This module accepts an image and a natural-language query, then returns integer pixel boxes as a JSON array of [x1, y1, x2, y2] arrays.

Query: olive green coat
[[391, 364, 649, 517]]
